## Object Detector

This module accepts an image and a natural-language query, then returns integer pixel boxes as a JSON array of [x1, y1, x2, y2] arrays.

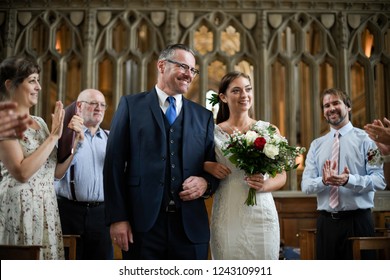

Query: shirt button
[[171, 164, 175, 168], [170, 128, 174, 132], [170, 140, 174, 144], [170, 152, 174, 156], [172, 177, 176, 181]]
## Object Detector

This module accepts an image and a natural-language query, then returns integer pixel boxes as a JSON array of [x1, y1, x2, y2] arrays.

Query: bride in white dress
[[204, 71, 286, 260]]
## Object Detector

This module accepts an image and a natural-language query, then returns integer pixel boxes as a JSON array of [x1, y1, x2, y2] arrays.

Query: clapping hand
[[364, 118, 390, 156], [322, 160, 350, 186], [50, 101, 64, 139], [0, 101, 32, 140]]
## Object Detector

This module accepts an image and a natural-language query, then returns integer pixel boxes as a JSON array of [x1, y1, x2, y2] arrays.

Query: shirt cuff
[[201, 181, 212, 199], [342, 174, 354, 188]]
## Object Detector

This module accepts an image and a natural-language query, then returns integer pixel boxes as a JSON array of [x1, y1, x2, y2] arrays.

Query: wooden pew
[[298, 228, 316, 260], [349, 236, 390, 260], [0, 245, 41, 260], [62, 235, 80, 260], [299, 228, 390, 260]]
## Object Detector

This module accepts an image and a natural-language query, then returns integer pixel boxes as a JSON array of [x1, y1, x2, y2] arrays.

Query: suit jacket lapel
[[182, 98, 193, 175], [182, 97, 191, 141], [147, 89, 166, 135]]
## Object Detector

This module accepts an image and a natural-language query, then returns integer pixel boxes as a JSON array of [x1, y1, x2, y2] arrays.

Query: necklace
[[225, 119, 253, 133]]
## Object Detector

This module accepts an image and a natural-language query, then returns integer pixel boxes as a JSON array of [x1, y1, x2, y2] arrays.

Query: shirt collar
[[330, 121, 353, 137], [83, 126, 104, 138], [155, 85, 182, 107]]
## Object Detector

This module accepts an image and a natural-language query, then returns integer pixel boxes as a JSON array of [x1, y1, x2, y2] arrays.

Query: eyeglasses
[[165, 59, 200, 77], [79, 101, 108, 110]]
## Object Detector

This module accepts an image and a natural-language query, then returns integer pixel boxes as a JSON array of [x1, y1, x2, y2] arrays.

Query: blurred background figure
[[55, 89, 113, 259]]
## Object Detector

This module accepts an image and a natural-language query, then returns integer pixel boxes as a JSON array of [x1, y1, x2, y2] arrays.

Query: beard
[[326, 110, 347, 126]]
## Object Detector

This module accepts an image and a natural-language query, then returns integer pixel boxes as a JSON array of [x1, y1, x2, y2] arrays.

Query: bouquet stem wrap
[[245, 187, 257, 206]]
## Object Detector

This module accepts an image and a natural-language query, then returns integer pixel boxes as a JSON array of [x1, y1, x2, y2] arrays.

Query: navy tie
[[166, 96, 177, 125]]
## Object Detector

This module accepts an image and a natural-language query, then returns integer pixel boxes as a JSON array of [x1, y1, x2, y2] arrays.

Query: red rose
[[254, 137, 266, 150]]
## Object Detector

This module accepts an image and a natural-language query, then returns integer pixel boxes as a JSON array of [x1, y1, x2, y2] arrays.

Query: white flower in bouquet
[[244, 130, 258, 144], [263, 143, 279, 159]]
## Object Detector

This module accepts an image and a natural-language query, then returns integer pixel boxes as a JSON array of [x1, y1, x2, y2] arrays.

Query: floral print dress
[[0, 116, 64, 259]]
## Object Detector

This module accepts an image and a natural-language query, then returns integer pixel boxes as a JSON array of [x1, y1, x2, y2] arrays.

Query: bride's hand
[[245, 174, 268, 191], [203, 161, 231, 179]]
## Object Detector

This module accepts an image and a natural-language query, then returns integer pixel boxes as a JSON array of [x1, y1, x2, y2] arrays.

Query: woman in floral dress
[[0, 55, 65, 259]]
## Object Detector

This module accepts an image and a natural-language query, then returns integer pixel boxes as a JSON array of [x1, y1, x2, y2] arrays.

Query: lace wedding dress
[[210, 121, 280, 260]]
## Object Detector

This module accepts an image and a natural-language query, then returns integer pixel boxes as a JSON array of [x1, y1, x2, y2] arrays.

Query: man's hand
[[322, 160, 350, 186], [179, 176, 208, 201], [110, 221, 133, 252]]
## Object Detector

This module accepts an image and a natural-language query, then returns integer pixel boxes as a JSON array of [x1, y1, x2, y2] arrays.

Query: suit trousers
[[57, 197, 113, 260], [122, 209, 208, 260], [316, 208, 375, 260]]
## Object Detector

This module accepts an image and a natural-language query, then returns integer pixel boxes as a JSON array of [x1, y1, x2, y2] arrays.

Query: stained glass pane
[[113, 19, 129, 54], [30, 18, 49, 56], [55, 21, 72, 55], [221, 25, 240, 55], [271, 60, 286, 136], [194, 25, 213, 55], [350, 61, 366, 128]]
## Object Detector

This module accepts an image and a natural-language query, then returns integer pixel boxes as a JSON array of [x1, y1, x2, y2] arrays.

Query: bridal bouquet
[[222, 122, 306, 206]]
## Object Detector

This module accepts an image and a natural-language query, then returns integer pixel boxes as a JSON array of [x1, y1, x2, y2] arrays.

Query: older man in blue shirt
[[301, 88, 386, 260], [55, 89, 113, 260]]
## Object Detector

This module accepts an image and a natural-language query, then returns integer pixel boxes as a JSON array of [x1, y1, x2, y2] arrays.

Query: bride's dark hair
[[216, 71, 253, 124]]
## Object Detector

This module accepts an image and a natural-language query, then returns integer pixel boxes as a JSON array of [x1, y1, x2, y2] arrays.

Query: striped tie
[[329, 131, 340, 208]]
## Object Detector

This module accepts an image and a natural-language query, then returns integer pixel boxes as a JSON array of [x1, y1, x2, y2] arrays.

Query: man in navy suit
[[103, 44, 219, 259]]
